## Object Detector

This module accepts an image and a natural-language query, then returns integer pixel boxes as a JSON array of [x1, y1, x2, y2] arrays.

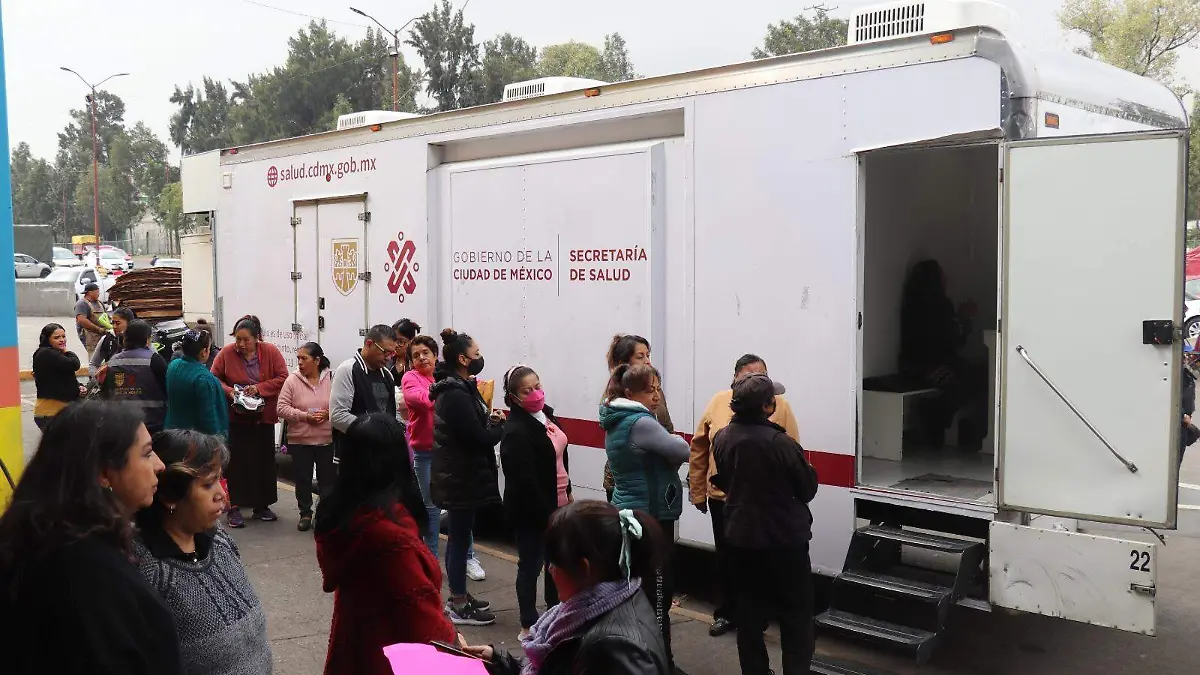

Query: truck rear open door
[[994, 130, 1188, 635]]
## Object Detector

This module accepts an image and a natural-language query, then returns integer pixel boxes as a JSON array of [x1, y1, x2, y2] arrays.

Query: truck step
[[815, 609, 937, 660], [836, 570, 954, 603], [858, 525, 982, 554], [810, 656, 890, 675]]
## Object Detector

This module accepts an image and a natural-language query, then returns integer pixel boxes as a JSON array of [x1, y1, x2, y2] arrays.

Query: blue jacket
[[164, 356, 230, 439], [600, 399, 684, 521]]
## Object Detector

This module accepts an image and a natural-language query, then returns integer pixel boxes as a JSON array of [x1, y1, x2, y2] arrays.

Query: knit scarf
[[520, 578, 643, 675]]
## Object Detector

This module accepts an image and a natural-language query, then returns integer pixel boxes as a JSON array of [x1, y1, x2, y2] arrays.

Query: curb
[[19, 368, 88, 381]]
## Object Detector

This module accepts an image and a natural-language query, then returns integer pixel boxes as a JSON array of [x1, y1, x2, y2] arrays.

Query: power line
[[231, 0, 370, 28]]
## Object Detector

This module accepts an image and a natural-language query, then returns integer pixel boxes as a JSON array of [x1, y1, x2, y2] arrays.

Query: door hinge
[[319, 297, 325, 310], [290, 323, 302, 332], [1130, 583, 1156, 597], [997, 318, 1002, 334], [857, 312, 863, 330], [290, 271, 302, 281], [998, 167, 1004, 183], [290, 217, 301, 226], [358, 211, 371, 223], [358, 327, 368, 337], [318, 316, 325, 331], [358, 271, 372, 282], [995, 467, 1000, 483]]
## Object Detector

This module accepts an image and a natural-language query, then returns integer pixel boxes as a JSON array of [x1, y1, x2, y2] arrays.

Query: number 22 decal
[[1129, 550, 1151, 572]]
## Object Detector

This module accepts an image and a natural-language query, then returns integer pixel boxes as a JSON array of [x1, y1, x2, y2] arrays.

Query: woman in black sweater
[[0, 401, 180, 675], [31, 322, 85, 429], [500, 365, 572, 637]]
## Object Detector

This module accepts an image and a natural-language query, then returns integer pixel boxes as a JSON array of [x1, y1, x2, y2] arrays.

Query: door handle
[[1015, 345, 1138, 474], [318, 316, 325, 331]]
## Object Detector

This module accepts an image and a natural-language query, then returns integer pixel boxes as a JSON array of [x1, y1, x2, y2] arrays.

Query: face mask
[[466, 356, 485, 376], [520, 389, 546, 413]]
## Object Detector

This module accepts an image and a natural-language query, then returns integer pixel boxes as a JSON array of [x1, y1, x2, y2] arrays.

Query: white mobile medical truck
[[182, 0, 1191, 664]]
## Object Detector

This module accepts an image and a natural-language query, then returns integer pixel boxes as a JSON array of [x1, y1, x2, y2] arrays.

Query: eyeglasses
[[371, 342, 396, 358]]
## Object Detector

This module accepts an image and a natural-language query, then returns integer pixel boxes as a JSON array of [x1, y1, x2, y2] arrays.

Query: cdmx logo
[[385, 231, 418, 303], [267, 166, 279, 188]]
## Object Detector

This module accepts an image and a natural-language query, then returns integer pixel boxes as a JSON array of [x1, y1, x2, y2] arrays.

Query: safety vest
[[108, 347, 167, 430]]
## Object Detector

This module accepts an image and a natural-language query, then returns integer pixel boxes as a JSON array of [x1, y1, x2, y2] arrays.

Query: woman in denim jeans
[[401, 336, 442, 554]]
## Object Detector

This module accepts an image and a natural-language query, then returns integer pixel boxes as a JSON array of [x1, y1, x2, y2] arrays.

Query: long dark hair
[[503, 365, 537, 408], [545, 500, 663, 584], [180, 328, 212, 361], [313, 414, 427, 536], [439, 328, 474, 369], [135, 430, 229, 532], [0, 401, 146, 599], [393, 318, 421, 341], [299, 342, 331, 371], [606, 334, 650, 371], [34, 323, 66, 367], [230, 314, 263, 339]]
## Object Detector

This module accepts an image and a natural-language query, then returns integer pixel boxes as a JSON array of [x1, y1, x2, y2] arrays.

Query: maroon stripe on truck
[[554, 416, 855, 489]]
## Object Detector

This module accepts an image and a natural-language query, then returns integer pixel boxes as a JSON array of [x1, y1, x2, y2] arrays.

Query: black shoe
[[466, 593, 491, 612], [709, 617, 735, 637], [297, 515, 312, 532]]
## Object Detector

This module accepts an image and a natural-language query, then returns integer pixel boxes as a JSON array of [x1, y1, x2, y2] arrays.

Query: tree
[[600, 33, 638, 81], [406, 0, 484, 111], [56, 90, 127, 168], [752, 8, 848, 59], [155, 182, 194, 250], [480, 33, 538, 103], [169, 78, 237, 155], [125, 122, 170, 207], [1059, 0, 1200, 86], [10, 143, 59, 229], [537, 41, 605, 79]]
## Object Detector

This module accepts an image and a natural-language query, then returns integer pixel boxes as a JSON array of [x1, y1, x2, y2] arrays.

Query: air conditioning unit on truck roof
[[336, 110, 422, 131], [849, 0, 1014, 45], [502, 77, 609, 102]]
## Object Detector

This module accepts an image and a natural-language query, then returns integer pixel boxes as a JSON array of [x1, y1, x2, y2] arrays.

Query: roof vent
[[848, 0, 1013, 46], [337, 110, 422, 131], [502, 77, 609, 102]]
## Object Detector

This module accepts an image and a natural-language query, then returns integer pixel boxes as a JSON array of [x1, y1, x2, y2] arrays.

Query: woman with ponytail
[[277, 342, 335, 531], [600, 362, 688, 671], [462, 500, 669, 675]]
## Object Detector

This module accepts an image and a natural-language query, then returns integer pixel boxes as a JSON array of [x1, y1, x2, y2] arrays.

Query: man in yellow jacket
[[689, 353, 800, 638]]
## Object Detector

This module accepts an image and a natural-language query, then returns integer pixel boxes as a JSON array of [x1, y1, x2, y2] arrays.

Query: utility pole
[[350, 7, 421, 112], [60, 67, 128, 241]]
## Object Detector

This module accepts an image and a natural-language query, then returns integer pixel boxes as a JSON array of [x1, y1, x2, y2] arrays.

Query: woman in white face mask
[[500, 365, 573, 640]]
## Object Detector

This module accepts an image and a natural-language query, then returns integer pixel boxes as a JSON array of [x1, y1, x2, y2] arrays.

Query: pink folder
[[383, 643, 489, 675]]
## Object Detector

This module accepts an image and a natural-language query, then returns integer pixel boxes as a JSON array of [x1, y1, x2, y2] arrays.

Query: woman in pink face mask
[[499, 365, 572, 639]]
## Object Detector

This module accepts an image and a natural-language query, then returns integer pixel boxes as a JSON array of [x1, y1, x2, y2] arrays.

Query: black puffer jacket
[[485, 591, 668, 675], [500, 404, 570, 529], [430, 363, 503, 510]]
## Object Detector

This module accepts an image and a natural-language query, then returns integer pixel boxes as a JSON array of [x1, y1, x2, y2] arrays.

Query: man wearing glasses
[[330, 324, 400, 452]]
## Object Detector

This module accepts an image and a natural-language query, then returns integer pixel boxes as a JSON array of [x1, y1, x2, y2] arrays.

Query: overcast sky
[[4, 0, 1197, 160]]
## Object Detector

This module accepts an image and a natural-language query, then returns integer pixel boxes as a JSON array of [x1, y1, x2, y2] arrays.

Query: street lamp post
[[60, 67, 128, 242], [350, 7, 420, 112]]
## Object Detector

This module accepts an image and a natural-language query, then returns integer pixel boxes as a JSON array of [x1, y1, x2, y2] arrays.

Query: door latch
[[1130, 583, 1156, 597], [318, 316, 325, 331], [1142, 320, 1174, 345], [319, 297, 326, 310]]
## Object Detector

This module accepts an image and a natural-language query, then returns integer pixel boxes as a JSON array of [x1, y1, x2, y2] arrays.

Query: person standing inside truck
[[602, 334, 674, 502], [711, 372, 818, 675], [75, 283, 108, 358], [211, 315, 289, 529], [601, 362, 688, 671], [689, 353, 800, 639]]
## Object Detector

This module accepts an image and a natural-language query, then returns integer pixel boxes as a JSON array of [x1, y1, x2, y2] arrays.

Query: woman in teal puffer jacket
[[600, 362, 688, 672], [164, 328, 229, 440]]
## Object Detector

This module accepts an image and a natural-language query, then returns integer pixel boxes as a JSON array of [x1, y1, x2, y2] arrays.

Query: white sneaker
[[466, 556, 486, 581], [518, 628, 531, 642]]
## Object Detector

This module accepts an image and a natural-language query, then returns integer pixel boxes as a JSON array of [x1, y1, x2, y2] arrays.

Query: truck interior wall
[[862, 145, 999, 378]]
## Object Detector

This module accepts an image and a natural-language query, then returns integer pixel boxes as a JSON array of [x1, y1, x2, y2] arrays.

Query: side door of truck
[[994, 129, 1188, 635]]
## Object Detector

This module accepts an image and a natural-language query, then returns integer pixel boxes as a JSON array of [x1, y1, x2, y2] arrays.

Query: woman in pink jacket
[[401, 335, 441, 554], [277, 342, 334, 532]]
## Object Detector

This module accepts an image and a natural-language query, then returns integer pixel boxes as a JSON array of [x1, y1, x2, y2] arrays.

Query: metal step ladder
[[814, 524, 986, 665]]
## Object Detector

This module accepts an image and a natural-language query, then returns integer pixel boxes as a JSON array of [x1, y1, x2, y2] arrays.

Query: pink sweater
[[276, 370, 334, 445], [401, 369, 435, 452]]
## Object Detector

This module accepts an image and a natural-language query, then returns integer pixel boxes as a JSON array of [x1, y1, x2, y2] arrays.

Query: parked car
[[151, 257, 182, 268], [14, 253, 50, 278], [85, 248, 132, 274], [51, 246, 85, 268], [45, 266, 116, 303], [99, 245, 134, 269], [1186, 298, 1200, 343]]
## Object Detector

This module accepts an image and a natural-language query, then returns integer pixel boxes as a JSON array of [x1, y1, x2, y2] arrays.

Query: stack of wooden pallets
[[108, 267, 183, 319]]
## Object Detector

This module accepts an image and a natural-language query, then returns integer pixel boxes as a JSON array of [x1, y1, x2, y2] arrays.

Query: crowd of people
[[10, 305, 821, 675]]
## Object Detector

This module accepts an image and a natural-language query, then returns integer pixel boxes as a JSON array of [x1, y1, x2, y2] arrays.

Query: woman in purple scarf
[[463, 501, 669, 675]]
